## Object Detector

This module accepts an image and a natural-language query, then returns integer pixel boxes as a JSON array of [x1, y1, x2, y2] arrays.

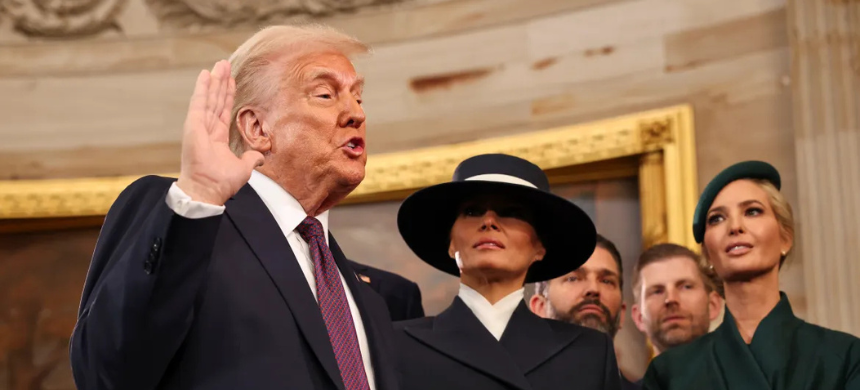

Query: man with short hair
[[528, 234, 639, 389], [630, 243, 722, 358], [70, 25, 399, 390]]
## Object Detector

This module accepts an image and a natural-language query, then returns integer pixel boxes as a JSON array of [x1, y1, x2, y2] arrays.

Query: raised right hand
[[176, 60, 264, 206]]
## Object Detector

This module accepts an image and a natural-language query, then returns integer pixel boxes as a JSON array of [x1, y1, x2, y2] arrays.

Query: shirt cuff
[[165, 182, 225, 219]]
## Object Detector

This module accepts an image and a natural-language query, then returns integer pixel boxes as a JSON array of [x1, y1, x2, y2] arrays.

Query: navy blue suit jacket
[[394, 298, 621, 390], [70, 176, 399, 390], [622, 376, 642, 390], [347, 260, 424, 322]]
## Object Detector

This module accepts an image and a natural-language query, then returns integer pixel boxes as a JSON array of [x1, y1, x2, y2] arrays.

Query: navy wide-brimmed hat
[[692, 160, 781, 243], [397, 154, 597, 283]]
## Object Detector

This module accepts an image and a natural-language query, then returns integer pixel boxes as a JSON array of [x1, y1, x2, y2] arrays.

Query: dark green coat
[[643, 292, 860, 390]]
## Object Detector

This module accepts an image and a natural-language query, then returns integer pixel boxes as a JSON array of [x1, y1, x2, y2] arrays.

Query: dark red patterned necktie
[[296, 217, 371, 390]]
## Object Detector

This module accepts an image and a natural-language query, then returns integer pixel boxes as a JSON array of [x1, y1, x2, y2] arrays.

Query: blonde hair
[[701, 179, 795, 269], [227, 24, 370, 154], [754, 179, 795, 267]]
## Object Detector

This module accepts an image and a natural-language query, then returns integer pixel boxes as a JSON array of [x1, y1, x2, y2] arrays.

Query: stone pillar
[[787, 0, 860, 335]]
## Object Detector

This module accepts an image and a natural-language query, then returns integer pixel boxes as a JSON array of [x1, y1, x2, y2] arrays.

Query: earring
[[455, 251, 463, 271], [781, 251, 787, 257]]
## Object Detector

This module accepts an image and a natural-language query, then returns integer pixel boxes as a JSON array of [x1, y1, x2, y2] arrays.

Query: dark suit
[[393, 297, 621, 390], [621, 376, 642, 390], [347, 260, 424, 321], [70, 176, 399, 390]]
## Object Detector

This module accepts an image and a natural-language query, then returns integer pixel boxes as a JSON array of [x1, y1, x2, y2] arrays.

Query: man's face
[[535, 247, 624, 337], [264, 51, 367, 191], [632, 256, 719, 353]]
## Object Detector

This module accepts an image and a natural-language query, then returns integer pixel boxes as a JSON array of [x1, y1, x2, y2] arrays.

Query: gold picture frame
[[0, 105, 698, 249]]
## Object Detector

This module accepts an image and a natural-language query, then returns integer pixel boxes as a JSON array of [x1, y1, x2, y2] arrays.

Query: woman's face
[[448, 194, 546, 281], [703, 180, 791, 281]]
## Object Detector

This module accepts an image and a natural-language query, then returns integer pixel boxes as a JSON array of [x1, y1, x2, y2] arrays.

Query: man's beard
[[647, 307, 710, 352], [547, 298, 621, 338]]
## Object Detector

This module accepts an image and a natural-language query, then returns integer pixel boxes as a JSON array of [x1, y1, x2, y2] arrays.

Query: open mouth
[[725, 241, 753, 256], [342, 137, 365, 157], [473, 239, 505, 250]]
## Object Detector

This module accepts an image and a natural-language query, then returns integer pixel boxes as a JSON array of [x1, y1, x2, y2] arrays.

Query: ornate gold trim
[[639, 151, 668, 249], [0, 105, 699, 247]]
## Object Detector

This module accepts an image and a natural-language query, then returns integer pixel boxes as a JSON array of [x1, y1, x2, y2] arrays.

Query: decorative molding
[[0, 105, 700, 247], [0, 0, 127, 37], [638, 151, 667, 249], [640, 118, 673, 148], [145, 0, 409, 30]]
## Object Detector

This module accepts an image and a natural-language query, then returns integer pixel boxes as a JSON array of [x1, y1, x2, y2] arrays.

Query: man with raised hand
[[70, 25, 398, 390]]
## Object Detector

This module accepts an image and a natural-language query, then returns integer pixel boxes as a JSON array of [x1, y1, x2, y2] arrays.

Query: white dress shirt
[[165, 170, 376, 389], [457, 283, 524, 340]]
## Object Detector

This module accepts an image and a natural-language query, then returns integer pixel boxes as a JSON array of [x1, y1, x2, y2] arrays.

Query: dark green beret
[[692, 161, 781, 243]]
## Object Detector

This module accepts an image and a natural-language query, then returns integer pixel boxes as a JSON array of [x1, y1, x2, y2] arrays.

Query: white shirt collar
[[457, 283, 524, 340], [247, 170, 329, 243]]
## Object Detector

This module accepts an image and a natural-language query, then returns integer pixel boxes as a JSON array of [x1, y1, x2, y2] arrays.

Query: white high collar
[[457, 283, 524, 340]]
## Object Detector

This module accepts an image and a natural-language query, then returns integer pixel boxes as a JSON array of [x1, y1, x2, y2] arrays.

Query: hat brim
[[397, 181, 596, 283], [693, 160, 781, 243]]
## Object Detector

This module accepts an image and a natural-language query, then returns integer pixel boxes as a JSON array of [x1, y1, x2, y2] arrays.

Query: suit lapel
[[330, 236, 398, 390], [348, 260, 375, 287], [225, 185, 345, 390], [362, 268, 382, 292], [404, 298, 533, 390], [331, 238, 366, 303], [499, 302, 582, 374]]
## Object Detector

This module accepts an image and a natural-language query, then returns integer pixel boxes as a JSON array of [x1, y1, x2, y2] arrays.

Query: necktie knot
[[297, 216, 324, 244]]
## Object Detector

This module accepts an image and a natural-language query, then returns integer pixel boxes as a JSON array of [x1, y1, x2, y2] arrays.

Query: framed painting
[[0, 104, 698, 387], [0, 104, 698, 244]]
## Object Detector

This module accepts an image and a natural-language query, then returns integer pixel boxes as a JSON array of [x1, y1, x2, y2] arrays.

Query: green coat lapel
[[747, 292, 805, 389], [713, 308, 772, 390], [716, 292, 813, 390]]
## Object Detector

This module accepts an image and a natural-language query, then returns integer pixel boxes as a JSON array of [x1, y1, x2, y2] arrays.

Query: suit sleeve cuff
[[165, 182, 225, 219]]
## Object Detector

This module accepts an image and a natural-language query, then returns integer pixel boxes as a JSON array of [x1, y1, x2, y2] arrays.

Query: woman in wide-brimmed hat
[[643, 161, 860, 390], [393, 153, 621, 390]]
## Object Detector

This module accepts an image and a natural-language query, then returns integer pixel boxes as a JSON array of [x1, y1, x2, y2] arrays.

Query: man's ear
[[708, 291, 723, 322], [631, 303, 647, 333], [236, 106, 271, 153], [528, 294, 548, 318], [534, 244, 547, 262], [617, 302, 627, 330]]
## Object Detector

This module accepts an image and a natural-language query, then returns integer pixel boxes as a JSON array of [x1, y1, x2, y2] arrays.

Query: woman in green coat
[[643, 161, 860, 390]]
